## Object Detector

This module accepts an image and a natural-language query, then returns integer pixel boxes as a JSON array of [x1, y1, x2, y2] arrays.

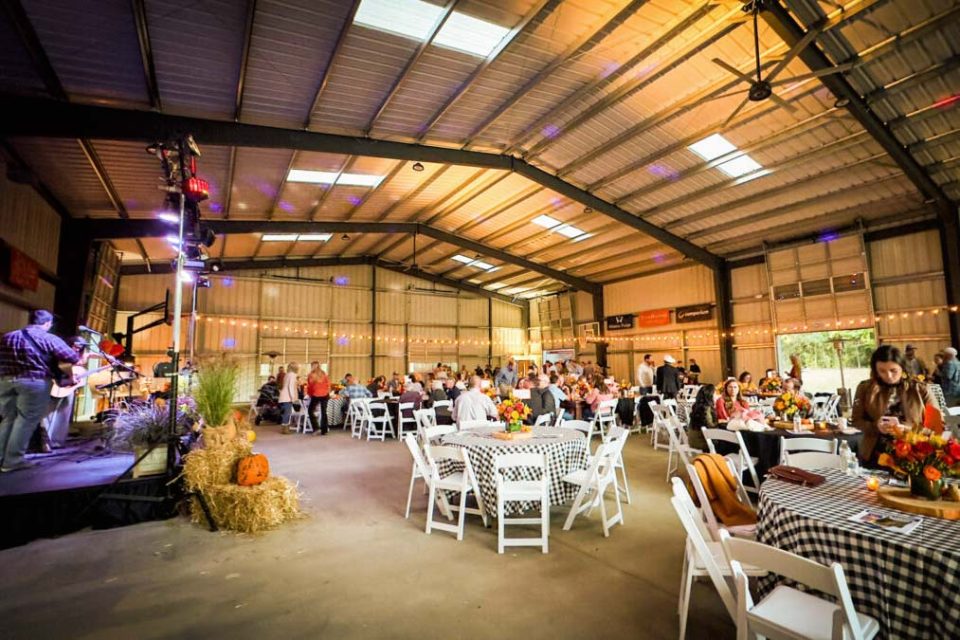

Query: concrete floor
[[0, 426, 734, 640]]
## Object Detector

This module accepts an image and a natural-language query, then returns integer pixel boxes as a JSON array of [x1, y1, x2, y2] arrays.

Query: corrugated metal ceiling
[[0, 0, 956, 294]]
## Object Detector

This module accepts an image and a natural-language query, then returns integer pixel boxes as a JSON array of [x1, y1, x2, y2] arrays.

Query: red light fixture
[[184, 176, 210, 202]]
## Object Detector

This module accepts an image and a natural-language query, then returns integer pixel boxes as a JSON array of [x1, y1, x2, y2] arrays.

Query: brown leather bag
[[768, 465, 826, 487]]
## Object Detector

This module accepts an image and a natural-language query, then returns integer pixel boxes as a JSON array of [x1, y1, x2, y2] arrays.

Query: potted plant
[[193, 357, 241, 444], [111, 400, 194, 477]]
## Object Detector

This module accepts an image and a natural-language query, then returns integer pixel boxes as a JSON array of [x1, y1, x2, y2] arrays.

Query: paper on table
[[849, 509, 922, 534]]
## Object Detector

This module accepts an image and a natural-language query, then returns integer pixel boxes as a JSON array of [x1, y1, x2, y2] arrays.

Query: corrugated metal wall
[[0, 173, 60, 332], [731, 229, 951, 380], [115, 265, 526, 400], [602, 265, 721, 384]]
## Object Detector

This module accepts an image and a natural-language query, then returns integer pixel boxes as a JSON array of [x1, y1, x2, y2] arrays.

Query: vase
[[508, 421, 522, 433], [909, 474, 944, 501]]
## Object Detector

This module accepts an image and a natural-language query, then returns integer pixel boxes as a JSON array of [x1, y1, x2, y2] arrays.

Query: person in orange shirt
[[306, 361, 331, 435]]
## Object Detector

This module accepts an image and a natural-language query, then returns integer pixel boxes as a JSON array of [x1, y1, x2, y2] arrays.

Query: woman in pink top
[[715, 378, 750, 422]]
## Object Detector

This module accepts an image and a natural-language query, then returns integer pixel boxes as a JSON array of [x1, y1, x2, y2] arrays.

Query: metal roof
[[0, 0, 956, 296]]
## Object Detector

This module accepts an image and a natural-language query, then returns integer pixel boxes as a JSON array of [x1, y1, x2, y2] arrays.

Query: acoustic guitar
[[50, 364, 113, 399]]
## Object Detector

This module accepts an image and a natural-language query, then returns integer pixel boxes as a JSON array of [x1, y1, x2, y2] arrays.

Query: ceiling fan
[[711, 0, 857, 126]]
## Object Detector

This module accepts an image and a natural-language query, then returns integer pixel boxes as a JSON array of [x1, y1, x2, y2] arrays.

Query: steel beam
[[714, 261, 734, 378], [764, 0, 960, 344], [304, 0, 362, 128], [234, 0, 257, 121], [0, 140, 71, 220], [0, 94, 721, 269], [374, 261, 516, 304], [131, 0, 162, 110], [122, 255, 373, 275]]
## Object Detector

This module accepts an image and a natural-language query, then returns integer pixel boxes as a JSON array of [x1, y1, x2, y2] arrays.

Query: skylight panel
[[452, 254, 474, 264], [434, 11, 511, 57], [471, 260, 494, 270], [532, 214, 561, 228], [354, 0, 511, 58], [287, 169, 384, 187], [353, 0, 441, 42], [485, 282, 507, 290], [501, 287, 530, 295], [570, 233, 593, 243], [555, 224, 585, 239], [261, 234, 299, 242], [297, 233, 332, 242], [688, 133, 737, 161], [716, 155, 764, 178]]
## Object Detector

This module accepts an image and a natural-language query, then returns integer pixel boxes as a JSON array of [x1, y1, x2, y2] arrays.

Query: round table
[[439, 426, 588, 516], [758, 469, 960, 639], [715, 427, 863, 479]]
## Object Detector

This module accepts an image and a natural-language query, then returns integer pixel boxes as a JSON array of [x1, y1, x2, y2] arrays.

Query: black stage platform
[[0, 439, 177, 549]]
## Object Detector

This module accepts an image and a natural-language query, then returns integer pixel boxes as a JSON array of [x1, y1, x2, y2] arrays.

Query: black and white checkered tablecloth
[[439, 427, 588, 516], [758, 469, 960, 639]]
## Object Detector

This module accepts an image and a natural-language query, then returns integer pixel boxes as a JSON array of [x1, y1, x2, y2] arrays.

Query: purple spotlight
[[648, 163, 679, 181], [178, 271, 195, 283], [652, 252, 666, 264], [600, 61, 620, 78], [222, 277, 234, 287], [541, 124, 561, 139], [336, 335, 349, 346], [166, 235, 181, 245], [223, 338, 236, 349], [347, 195, 363, 206], [278, 200, 295, 213], [334, 275, 349, 286], [209, 202, 223, 214], [817, 231, 840, 243]]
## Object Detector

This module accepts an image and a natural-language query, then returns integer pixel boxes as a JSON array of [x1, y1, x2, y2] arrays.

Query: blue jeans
[[279, 401, 294, 426], [0, 378, 53, 468]]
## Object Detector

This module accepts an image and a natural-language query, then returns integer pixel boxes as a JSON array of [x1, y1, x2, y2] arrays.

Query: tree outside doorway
[[776, 329, 876, 395]]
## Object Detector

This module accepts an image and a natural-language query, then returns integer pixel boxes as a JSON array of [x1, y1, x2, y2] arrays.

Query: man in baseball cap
[[902, 344, 928, 378]]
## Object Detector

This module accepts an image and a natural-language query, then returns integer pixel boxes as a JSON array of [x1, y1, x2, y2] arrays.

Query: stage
[[0, 437, 176, 549]]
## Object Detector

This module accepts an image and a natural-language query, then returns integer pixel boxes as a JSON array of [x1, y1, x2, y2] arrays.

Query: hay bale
[[190, 476, 301, 534], [183, 439, 252, 489]]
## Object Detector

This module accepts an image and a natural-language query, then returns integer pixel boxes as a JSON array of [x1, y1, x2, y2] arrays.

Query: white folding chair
[[432, 399, 452, 411], [291, 401, 311, 434], [593, 398, 618, 438], [649, 401, 674, 450], [686, 462, 756, 541], [560, 419, 591, 437], [423, 444, 488, 540], [562, 437, 625, 536], [670, 481, 767, 640], [494, 453, 549, 554], [553, 411, 564, 428], [403, 434, 450, 520], [533, 413, 553, 427], [601, 425, 631, 504], [785, 451, 845, 470], [703, 428, 761, 497], [247, 394, 259, 423], [348, 398, 369, 438], [720, 531, 880, 640], [377, 390, 390, 399], [780, 437, 839, 465], [459, 419, 495, 431], [364, 401, 396, 442], [397, 402, 417, 439], [666, 416, 701, 481], [759, 397, 776, 417], [421, 423, 456, 445], [413, 407, 437, 434]]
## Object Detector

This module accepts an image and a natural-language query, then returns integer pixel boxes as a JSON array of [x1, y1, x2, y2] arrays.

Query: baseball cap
[[663, 355, 676, 364], [904, 344, 915, 350], [946, 347, 958, 356]]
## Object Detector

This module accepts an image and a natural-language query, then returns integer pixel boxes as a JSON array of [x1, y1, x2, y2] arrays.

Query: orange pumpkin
[[236, 453, 270, 486]]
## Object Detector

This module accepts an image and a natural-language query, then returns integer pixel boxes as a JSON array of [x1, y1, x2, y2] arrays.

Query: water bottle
[[839, 440, 856, 476], [793, 413, 801, 432]]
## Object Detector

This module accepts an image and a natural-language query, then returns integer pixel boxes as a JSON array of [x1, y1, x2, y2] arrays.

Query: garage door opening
[[776, 328, 876, 396]]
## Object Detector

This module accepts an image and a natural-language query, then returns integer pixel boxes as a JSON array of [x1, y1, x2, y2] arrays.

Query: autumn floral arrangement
[[772, 392, 811, 419], [761, 377, 783, 393], [483, 386, 498, 400], [497, 397, 532, 432], [878, 408, 960, 500]]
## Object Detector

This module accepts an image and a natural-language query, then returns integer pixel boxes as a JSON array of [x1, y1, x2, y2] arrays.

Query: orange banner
[[637, 308, 670, 327]]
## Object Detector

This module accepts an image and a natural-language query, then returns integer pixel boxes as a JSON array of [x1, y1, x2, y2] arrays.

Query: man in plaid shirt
[[0, 310, 80, 472]]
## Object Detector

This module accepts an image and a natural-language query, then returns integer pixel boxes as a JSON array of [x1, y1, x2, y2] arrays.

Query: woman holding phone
[[852, 345, 932, 465]]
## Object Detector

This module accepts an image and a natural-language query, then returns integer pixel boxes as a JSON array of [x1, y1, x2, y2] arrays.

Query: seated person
[[428, 380, 446, 403], [366, 375, 385, 396], [853, 345, 932, 465], [686, 385, 717, 451], [444, 378, 461, 402], [257, 376, 278, 405], [546, 374, 572, 421], [716, 379, 750, 421], [527, 377, 557, 424], [452, 376, 498, 426], [738, 371, 758, 395]]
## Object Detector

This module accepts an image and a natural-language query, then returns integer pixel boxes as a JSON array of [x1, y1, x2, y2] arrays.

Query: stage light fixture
[[197, 276, 212, 288], [156, 211, 179, 223], [834, 97, 850, 108], [412, 162, 424, 172], [341, 233, 350, 241], [207, 259, 224, 273]]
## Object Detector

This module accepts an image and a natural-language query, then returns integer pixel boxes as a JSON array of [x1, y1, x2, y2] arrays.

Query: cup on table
[[866, 476, 881, 492]]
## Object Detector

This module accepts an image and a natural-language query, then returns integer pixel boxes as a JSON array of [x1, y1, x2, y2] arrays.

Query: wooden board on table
[[491, 431, 534, 441], [877, 486, 960, 520], [771, 421, 814, 431]]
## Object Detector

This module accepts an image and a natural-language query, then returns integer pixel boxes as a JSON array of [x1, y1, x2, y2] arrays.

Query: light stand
[[832, 337, 850, 412]]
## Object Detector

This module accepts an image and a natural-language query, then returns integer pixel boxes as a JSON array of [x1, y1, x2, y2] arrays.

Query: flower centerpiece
[[762, 377, 783, 393], [772, 392, 811, 420], [483, 386, 498, 400], [497, 397, 532, 432], [879, 429, 960, 500]]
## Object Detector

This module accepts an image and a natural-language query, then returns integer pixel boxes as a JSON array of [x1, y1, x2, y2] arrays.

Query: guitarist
[[0, 310, 84, 473], [42, 335, 92, 450]]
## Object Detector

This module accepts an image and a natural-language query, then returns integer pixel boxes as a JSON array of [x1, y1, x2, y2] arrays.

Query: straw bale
[[190, 476, 301, 534], [183, 439, 252, 489]]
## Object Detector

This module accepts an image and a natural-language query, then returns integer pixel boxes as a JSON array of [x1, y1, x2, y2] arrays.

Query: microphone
[[77, 325, 96, 334]]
